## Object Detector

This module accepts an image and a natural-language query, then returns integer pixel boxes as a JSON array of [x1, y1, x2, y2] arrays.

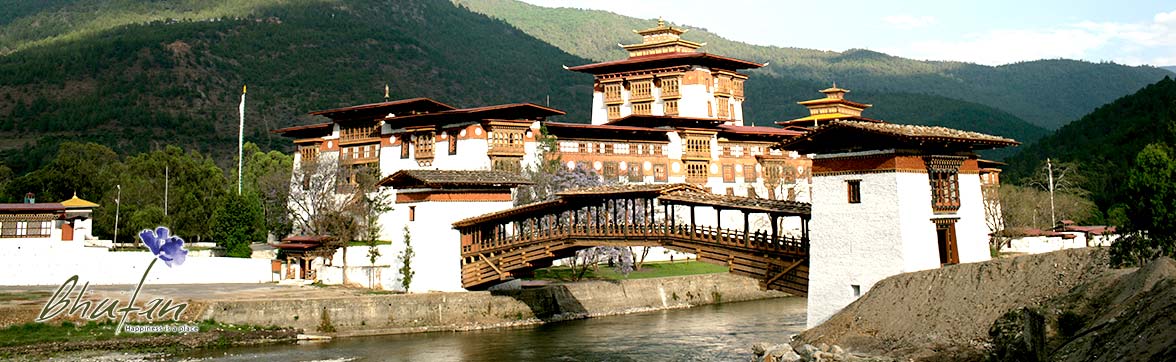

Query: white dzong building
[[777, 120, 1018, 327]]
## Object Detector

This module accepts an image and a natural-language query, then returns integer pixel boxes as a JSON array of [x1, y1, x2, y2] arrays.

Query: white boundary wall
[[0, 243, 272, 286]]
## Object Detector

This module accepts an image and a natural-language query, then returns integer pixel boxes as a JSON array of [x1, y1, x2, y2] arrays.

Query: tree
[[1111, 143, 1176, 266], [237, 142, 294, 241], [399, 225, 414, 291], [210, 192, 264, 258], [288, 156, 391, 285], [1000, 184, 1097, 230]]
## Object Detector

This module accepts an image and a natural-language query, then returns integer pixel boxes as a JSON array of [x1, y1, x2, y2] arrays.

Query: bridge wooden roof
[[659, 191, 810, 216], [556, 183, 706, 197], [378, 170, 533, 189]]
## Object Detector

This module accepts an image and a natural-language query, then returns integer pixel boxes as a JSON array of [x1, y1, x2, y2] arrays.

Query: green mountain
[[1004, 76, 1176, 209], [453, 0, 1171, 131], [0, 0, 594, 173], [1164, 66, 1176, 74]]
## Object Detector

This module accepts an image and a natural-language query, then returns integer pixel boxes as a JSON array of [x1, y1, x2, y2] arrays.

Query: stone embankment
[[192, 273, 784, 336], [776, 248, 1176, 361]]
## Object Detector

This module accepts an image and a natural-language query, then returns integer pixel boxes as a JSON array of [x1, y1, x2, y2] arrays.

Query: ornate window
[[400, 137, 410, 159], [733, 78, 745, 98], [654, 164, 668, 182], [743, 164, 756, 181], [492, 157, 522, 173], [340, 124, 378, 144], [602, 161, 620, 181], [632, 102, 652, 115], [925, 157, 965, 213], [448, 131, 458, 155], [684, 135, 710, 160], [664, 100, 679, 116], [685, 162, 708, 184], [630, 80, 652, 101], [715, 96, 730, 118], [628, 162, 643, 182], [603, 83, 623, 104], [660, 77, 680, 98], [716, 76, 733, 95], [298, 144, 319, 162], [414, 132, 435, 159], [722, 165, 735, 183], [489, 128, 526, 155], [607, 105, 621, 120]]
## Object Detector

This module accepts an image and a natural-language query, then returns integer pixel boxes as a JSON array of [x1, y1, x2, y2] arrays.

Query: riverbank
[[0, 272, 785, 359], [0, 321, 299, 360], [191, 272, 785, 337]]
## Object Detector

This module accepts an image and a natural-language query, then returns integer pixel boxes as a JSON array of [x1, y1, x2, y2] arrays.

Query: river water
[[178, 297, 806, 362]]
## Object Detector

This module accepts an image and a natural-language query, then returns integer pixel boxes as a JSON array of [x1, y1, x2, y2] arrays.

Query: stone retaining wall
[[194, 273, 785, 336]]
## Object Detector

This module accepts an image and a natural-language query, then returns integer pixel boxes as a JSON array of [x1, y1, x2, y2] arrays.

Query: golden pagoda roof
[[796, 98, 872, 108], [633, 18, 688, 36], [819, 86, 850, 94], [61, 193, 99, 209]]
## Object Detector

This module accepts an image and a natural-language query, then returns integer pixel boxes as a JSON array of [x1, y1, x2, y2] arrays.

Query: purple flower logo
[[139, 226, 188, 268]]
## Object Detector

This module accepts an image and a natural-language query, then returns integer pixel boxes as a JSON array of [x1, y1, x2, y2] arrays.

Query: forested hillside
[[1005, 76, 1176, 211], [453, 0, 1172, 131], [0, 0, 593, 173], [0, 0, 1160, 176]]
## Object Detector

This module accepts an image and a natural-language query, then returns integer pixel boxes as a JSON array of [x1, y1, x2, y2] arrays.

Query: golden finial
[[384, 83, 390, 100], [242, 84, 246, 94], [658, 17, 664, 28], [832, 81, 837, 89]]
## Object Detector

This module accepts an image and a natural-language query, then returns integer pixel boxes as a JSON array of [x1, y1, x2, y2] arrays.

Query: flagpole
[[238, 84, 246, 195]]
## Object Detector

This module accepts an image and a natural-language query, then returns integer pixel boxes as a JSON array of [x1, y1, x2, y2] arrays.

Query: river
[[177, 297, 806, 361]]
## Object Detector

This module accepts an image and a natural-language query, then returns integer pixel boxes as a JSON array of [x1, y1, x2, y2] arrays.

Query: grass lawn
[[531, 260, 727, 282], [347, 240, 393, 247]]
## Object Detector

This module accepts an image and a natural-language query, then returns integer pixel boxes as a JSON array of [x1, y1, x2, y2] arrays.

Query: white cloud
[[882, 9, 1176, 66], [883, 15, 937, 30]]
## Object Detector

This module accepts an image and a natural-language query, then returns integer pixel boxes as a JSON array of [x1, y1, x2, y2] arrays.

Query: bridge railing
[[461, 221, 807, 258]]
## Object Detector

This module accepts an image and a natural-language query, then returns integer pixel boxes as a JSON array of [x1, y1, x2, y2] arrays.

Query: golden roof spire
[[658, 17, 664, 28]]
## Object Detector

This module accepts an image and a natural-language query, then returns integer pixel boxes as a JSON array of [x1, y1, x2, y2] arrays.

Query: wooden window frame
[[722, 164, 735, 183], [448, 131, 458, 155], [847, 179, 862, 204], [400, 137, 411, 159], [654, 164, 668, 182], [628, 163, 643, 182]]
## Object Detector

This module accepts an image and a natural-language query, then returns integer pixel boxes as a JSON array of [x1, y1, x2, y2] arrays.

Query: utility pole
[[114, 184, 121, 245], [164, 165, 169, 217], [1047, 158, 1056, 228]]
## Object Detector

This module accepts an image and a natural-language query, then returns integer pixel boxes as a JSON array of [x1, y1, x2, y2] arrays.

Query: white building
[[777, 120, 1019, 328]]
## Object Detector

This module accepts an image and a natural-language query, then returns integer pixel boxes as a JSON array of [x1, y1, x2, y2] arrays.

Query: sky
[[519, 0, 1176, 67]]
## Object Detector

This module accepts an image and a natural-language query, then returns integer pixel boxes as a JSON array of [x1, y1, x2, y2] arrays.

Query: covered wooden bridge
[[452, 184, 810, 295]]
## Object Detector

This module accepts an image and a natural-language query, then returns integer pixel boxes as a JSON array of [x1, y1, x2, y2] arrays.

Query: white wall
[[377, 199, 515, 293], [807, 172, 906, 328], [0, 244, 273, 286], [1002, 233, 1118, 254], [956, 174, 991, 263]]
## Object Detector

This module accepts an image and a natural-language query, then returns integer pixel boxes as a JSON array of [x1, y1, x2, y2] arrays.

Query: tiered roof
[[777, 85, 878, 128], [778, 120, 1019, 154]]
